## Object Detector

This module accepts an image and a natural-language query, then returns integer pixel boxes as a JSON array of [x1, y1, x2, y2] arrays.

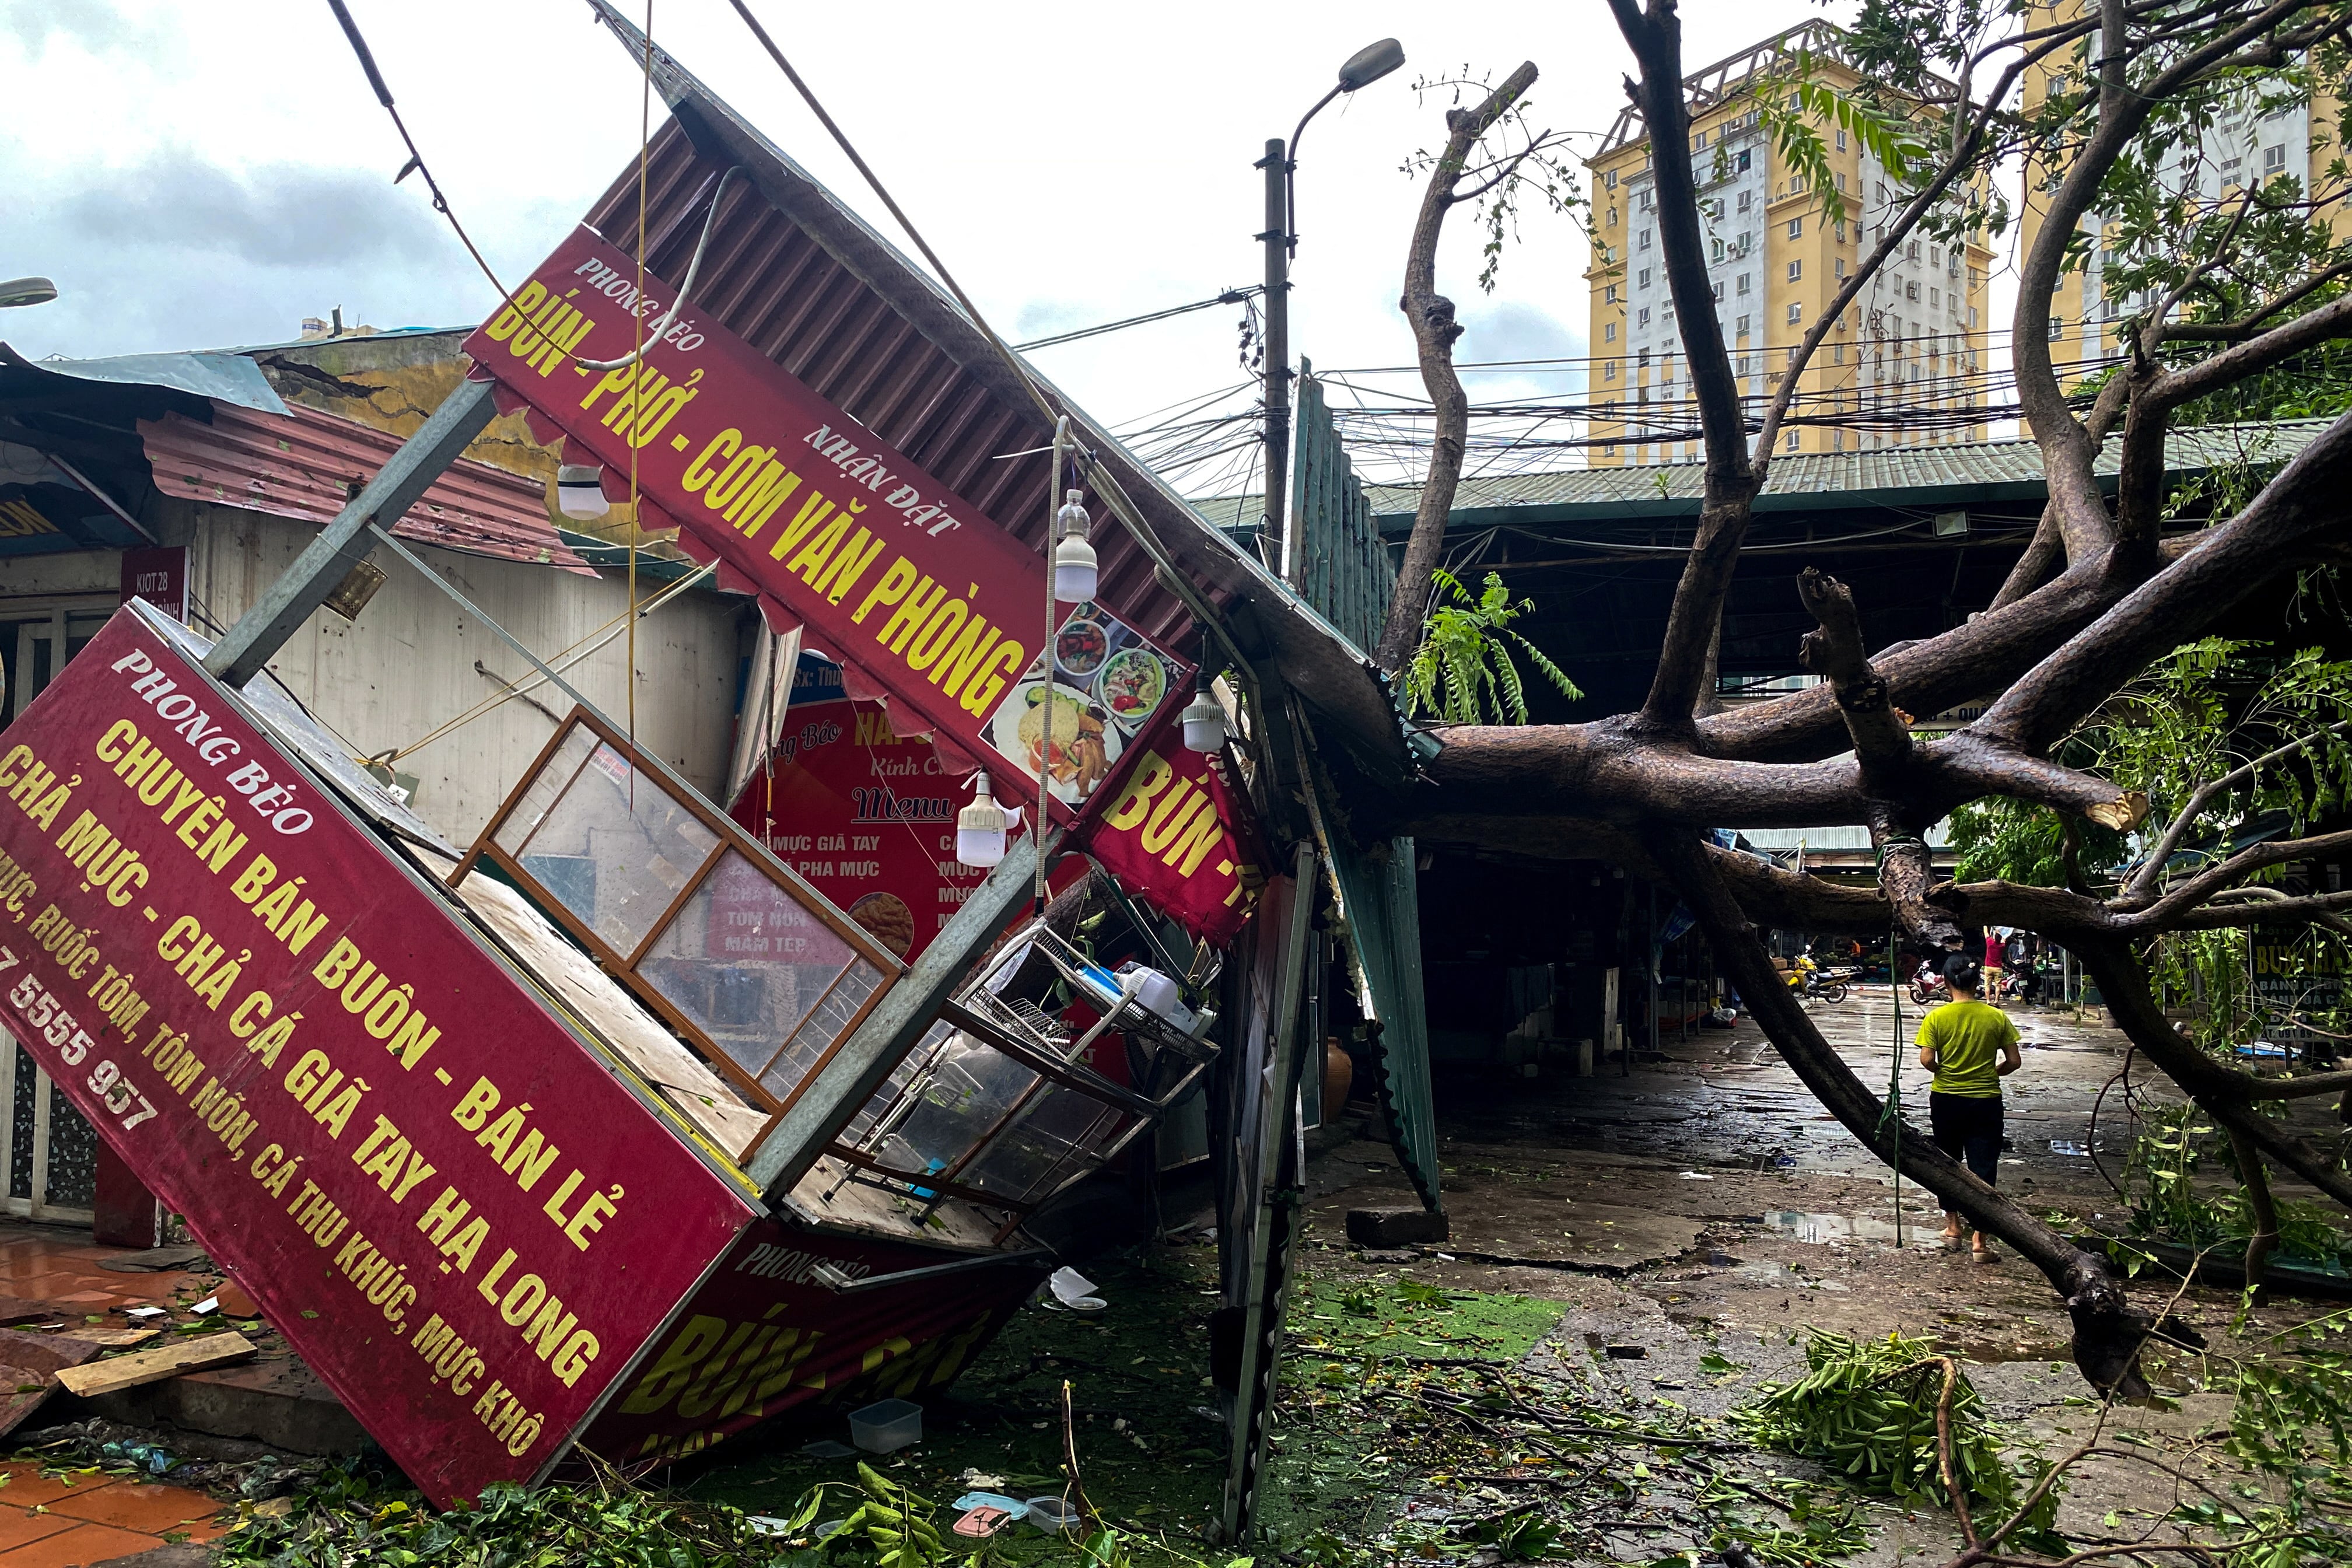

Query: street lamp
[[0, 278, 58, 309], [1258, 37, 1404, 585]]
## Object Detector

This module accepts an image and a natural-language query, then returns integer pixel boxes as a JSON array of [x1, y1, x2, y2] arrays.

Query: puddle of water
[[1762, 1210, 1905, 1244]]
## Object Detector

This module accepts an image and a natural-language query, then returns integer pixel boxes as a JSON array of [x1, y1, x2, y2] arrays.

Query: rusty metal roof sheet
[[139, 401, 594, 573], [573, 1, 1406, 770]]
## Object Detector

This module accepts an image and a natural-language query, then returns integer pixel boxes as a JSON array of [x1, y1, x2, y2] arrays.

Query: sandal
[[1972, 1242, 1999, 1264]]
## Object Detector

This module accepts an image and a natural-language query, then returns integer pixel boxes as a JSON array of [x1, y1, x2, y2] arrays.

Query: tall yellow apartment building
[[2022, 2, 2346, 376], [1584, 22, 1994, 466]]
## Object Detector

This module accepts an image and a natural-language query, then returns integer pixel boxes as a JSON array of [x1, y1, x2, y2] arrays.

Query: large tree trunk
[[1356, 0, 2352, 1396]]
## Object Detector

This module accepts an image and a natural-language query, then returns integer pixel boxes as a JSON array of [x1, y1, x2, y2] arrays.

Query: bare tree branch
[[1374, 62, 1544, 677], [2010, 0, 2326, 563], [1975, 408, 2352, 754], [1653, 831, 2165, 1396], [2120, 827, 2352, 927]]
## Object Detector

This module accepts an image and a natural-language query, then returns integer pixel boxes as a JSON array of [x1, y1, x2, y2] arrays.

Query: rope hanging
[[1877, 923, 1907, 1250]]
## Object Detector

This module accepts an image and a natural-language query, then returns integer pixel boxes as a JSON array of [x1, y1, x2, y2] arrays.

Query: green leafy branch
[[1402, 570, 1578, 726], [1751, 62, 1926, 229]]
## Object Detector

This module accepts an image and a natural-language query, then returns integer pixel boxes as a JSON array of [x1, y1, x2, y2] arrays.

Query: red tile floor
[[0, 1224, 235, 1563], [0, 1466, 226, 1564], [0, 1230, 198, 1315]]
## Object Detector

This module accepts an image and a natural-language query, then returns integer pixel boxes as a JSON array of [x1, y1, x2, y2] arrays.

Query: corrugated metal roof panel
[[2, 344, 288, 415], [140, 402, 595, 573], [1192, 419, 2337, 529]]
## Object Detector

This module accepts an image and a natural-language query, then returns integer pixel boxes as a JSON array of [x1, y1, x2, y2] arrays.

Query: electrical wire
[[1014, 289, 1263, 352]]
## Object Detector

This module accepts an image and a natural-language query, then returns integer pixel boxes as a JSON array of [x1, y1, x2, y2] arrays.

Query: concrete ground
[[1292, 987, 2346, 1562]]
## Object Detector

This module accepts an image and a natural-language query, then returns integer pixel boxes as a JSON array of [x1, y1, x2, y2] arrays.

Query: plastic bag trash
[[1046, 1267, 1105, 1312], [100, 1440, 179, 1475], [1679, 1171, 1714, 1180]]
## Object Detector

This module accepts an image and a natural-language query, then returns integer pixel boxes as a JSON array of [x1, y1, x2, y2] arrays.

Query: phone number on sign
[[1, 944, 159, 1130]]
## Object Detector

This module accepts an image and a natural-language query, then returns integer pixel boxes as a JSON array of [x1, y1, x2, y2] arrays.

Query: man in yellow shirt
[[1916, 955, 2022, 1261]]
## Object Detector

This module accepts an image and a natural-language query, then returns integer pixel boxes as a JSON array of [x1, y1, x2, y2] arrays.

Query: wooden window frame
[[452, 706, 905, 1157]]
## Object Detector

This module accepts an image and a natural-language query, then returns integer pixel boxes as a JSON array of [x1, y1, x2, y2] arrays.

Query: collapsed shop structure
[[0, 2, 1442, 1535]]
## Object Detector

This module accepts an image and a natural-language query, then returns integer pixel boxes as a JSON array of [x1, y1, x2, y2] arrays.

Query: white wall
[[179, 502, 744, 846]]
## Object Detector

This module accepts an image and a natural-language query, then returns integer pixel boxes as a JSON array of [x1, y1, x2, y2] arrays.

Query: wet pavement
[[1288, 988, 2341, 1562]]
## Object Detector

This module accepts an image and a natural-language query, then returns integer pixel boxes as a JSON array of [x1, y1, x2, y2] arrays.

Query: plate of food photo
[[1096, 646, 1168, 733], [1054, 617, 1109, 680], [990, 678, 1119, 802]]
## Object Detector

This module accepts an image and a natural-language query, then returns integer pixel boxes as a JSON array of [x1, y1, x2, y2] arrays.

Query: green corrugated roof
[[1190, 419, 2334, 534]]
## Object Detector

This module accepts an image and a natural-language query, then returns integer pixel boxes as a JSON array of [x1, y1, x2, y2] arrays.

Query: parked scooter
[[1908, 960, 1951, 1007], [1785, 953, 1852, 1005]]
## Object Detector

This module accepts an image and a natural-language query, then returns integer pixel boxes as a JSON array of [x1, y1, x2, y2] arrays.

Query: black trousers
[[1929, 1091, 2003, 1188]]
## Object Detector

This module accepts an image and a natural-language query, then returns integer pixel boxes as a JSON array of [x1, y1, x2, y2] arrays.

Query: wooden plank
[[0, 1327, 98, 1441], [61, 1328, 160, 1349], [54, 1332, 256, 1398]]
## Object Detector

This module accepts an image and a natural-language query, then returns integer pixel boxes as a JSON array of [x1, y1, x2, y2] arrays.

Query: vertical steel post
[[1218, 842, 1318, 1545], [1257, 138, 1290, 582]]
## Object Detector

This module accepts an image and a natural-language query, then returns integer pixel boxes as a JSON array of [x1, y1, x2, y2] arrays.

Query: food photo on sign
[[981, 603, 1182, 808]]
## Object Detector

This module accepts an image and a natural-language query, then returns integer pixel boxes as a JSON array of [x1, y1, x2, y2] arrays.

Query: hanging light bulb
[[1181, 672, 1226, 753], [1052, 488, 1097, 603], [956, 772, 1009, 868], [555, 464, 610, 520]]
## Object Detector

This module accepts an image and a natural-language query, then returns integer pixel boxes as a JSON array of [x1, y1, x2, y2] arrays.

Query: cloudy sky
[[3, 0, 1848, 488]]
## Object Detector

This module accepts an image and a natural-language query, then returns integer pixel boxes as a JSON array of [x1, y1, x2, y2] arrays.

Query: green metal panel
[[1194, 416, 2339, 538], [1289, 360, 1396, 656], [1321, 823, 1441, 1210], [1297, 740, 1440, 1211]]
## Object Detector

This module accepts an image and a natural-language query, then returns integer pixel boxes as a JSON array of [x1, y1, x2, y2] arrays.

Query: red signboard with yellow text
[[460, 228, 1185, 827], [0, 609, 760, 1506], [1076, 708, 1260, 947]]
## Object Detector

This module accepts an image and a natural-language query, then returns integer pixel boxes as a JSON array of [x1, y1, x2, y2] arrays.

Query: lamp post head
[[1336, 38, 1404, 93], [0, 278, 58, 310]]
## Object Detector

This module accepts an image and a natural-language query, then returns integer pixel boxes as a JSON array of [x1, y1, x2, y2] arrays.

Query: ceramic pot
[[1322, 1036, 1354, 1118]]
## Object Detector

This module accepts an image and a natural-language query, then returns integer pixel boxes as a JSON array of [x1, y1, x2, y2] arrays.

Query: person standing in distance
[[1917, 954, 2022, 1261]]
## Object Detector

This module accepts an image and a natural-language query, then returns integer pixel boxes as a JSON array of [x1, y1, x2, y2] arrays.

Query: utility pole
[[1257, 138, 1291, 584]]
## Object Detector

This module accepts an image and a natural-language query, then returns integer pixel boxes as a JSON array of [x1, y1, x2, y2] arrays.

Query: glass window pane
[[41, 1088, 97, 1211], [638, 849, 860, 1088], [9, 1044, 32, 1200], [872, 1035, 1038, 1186], [841, 1019, 954, 1144], [961, 1083, 1126, 1205], [495, 726, 596, 859], [510, 741, 718, 956], [761, 956, 885, 1101]]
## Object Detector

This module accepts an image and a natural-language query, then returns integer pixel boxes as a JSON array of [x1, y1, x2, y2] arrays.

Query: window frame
[[454, 704, 908, 1146]]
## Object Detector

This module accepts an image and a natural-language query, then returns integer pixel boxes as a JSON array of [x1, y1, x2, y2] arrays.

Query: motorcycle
[[1908, 961, 1951, 1007], [1785, 956, 1852, 1005]]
